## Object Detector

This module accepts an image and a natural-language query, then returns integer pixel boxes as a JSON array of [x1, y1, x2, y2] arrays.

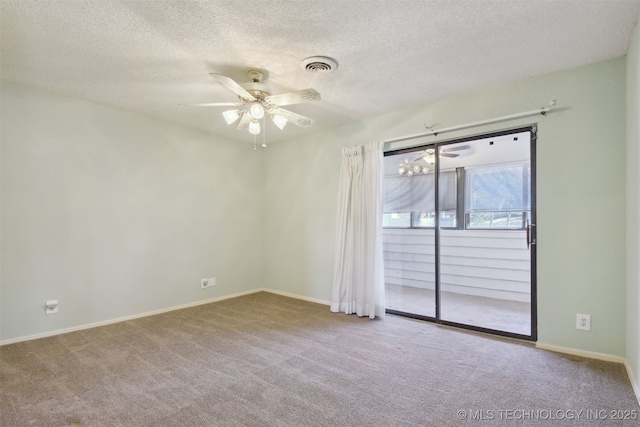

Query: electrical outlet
[[576, 313, 591, 331], [45, 300, 58, 315], [201, 277, 216, 289]]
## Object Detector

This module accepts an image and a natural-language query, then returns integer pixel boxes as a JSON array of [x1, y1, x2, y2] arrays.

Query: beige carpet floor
[[1, 292, 638, 426]]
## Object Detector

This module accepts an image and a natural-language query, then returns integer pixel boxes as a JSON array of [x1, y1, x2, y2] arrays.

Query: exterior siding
[[383, 228, 531, 302]]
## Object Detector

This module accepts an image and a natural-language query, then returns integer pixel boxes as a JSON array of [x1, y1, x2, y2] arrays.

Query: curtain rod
[[383, 101, 557, 144]]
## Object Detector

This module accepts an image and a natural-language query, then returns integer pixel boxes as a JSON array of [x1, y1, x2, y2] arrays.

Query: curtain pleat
[[331, 141, 385, 319]]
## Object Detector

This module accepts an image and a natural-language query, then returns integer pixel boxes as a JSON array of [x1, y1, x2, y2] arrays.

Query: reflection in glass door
[[382, 153, 436, 317], [383, 127, 536, 339]]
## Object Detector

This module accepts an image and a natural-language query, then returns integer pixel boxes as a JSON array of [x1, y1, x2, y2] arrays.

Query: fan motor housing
[[240, 82, 271, 101]]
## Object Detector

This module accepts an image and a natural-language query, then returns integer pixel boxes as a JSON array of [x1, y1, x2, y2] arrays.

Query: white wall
[[626, 16, 640, 399], [0, 82, 264, 342], [264, 57, 628, 357]]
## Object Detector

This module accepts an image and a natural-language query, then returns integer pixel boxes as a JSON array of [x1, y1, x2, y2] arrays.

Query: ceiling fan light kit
[[181, 69, 323, 145], [249, 103, 265, 120], [272, 114, 288, 130], [222, 109, 240, 125], [399, 160, 430, 176], [398, 146, 471, 176], [248, 120, 260, 135]]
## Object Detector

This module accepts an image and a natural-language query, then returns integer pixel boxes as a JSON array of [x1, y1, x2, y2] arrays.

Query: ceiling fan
[[181, 70, 320, 135], [399, 145, 471, 176]]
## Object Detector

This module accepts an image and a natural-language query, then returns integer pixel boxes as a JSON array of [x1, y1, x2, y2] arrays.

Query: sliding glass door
[[383, 162, 436, 317], [383, 127, 536, 340]]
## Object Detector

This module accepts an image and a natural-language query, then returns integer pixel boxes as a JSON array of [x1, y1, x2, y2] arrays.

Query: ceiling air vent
[[301, 56, 338, 73]]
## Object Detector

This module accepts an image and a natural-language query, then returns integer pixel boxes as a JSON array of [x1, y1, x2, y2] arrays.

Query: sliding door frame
[[384, 125, 537, 342]]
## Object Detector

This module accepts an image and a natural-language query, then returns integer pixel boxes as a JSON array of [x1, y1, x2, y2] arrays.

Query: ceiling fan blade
[[411, 152, 427, 162], [440, 152, 459, 158], [442, 145, 471, 152], [179, 102, 241, 107], [265, 89, 321, 106], [269, 107, 314, 127], [236, 111, 252, 131], [209, 73, 256, 101]]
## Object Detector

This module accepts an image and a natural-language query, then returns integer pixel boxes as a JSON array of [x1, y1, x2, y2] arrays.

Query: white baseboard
[[624, 359, 640, 406], [535, 342, 626, 364], [260, 288, 331, 306], [0, 288, 263, 346]]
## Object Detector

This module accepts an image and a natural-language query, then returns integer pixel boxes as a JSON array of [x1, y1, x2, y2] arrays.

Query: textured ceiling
[[1, 1, 639, 144]]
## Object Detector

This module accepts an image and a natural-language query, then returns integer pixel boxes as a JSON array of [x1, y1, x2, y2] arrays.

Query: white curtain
[[330, 141, 385, 319]]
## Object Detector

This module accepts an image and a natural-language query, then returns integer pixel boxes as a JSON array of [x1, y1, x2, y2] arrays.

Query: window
[[465, 164, 530, 229], [383, 162, 530, 230], [383, 171, 457, 228]]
